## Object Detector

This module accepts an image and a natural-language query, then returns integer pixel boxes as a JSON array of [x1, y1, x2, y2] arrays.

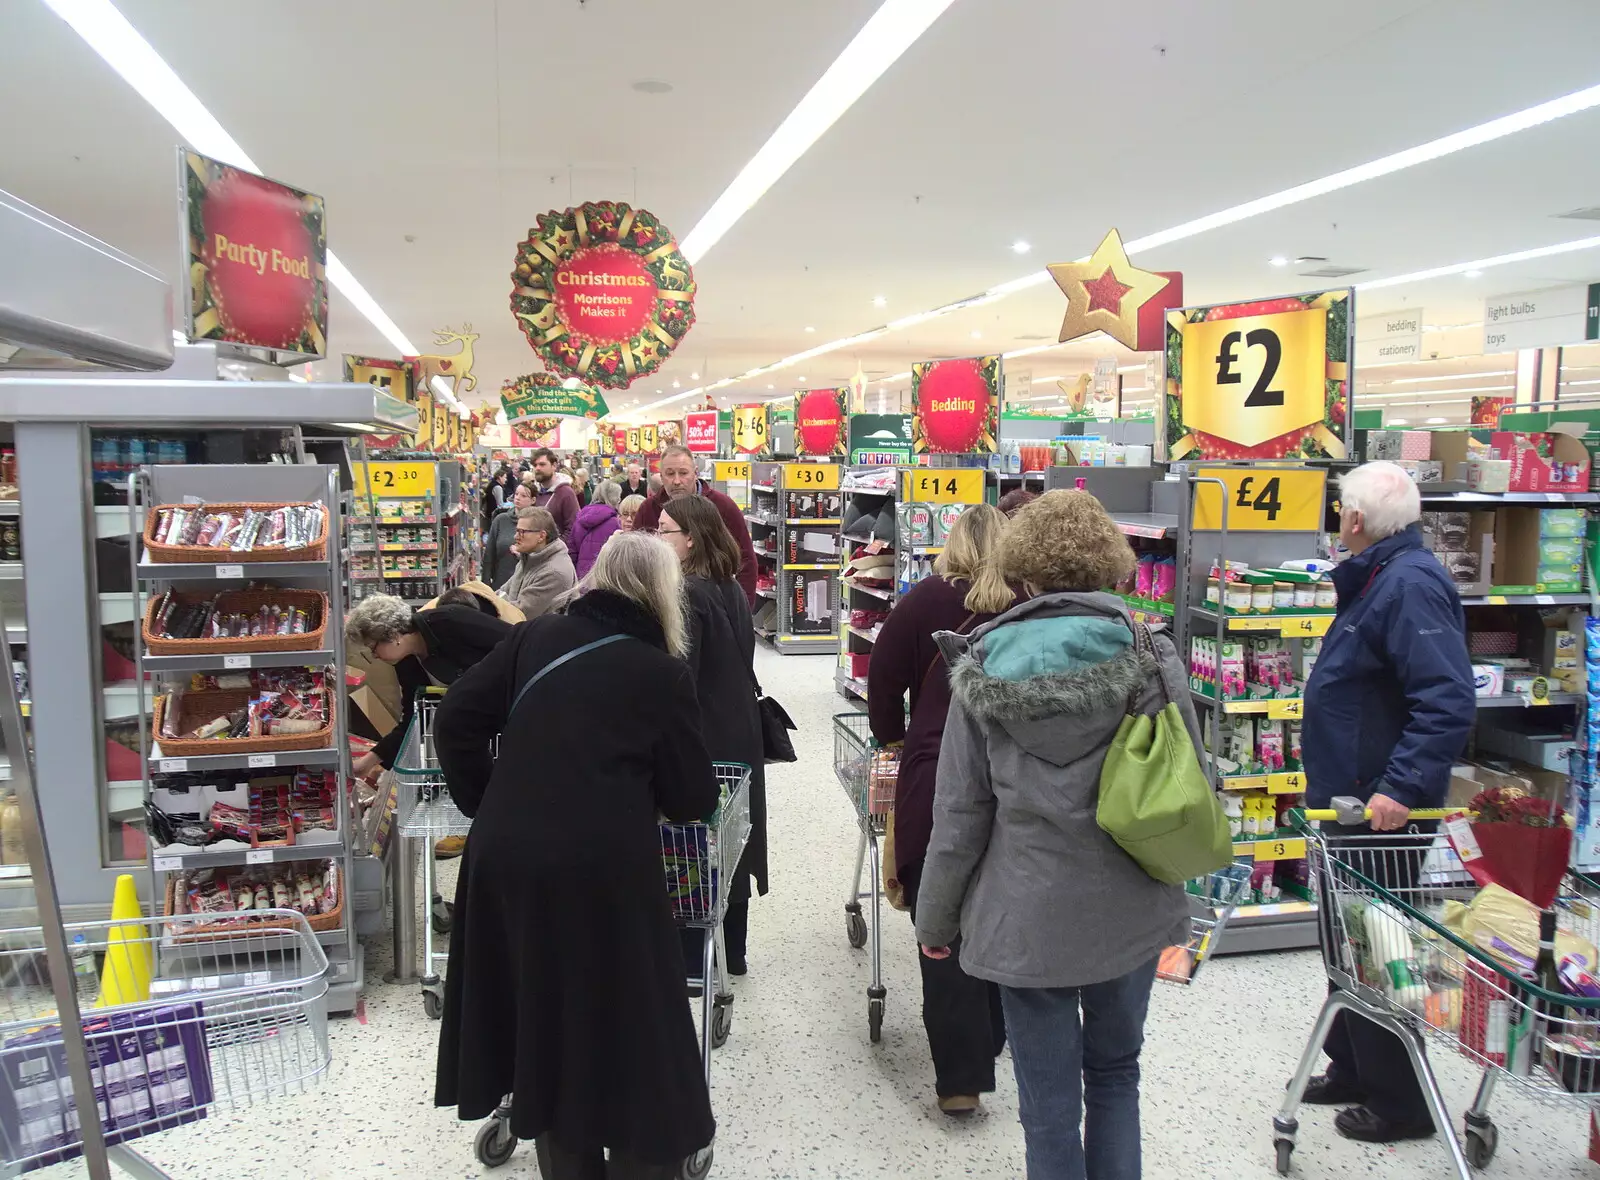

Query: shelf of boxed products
[[1459, 593, 1592, 607], [1190, 606, 1335, 638], [141, 649, 337, 673], [835, 669, 869, 702], [1190, 690, 1307, 719], [1109, 512, 1180, 540], [846, 625, 881, 645], [1416, 488, 1600, 505], [136, 558, 329, 582], [149, 744, 341, 774], [151, 838, 346, 873], [841, 577, 893, 602]]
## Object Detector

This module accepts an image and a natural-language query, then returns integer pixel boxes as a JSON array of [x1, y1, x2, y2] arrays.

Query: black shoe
[[726, 957, 747, 977], [1334, 1105, 1435, 1143], [1301, 1072, 1367, 1105]]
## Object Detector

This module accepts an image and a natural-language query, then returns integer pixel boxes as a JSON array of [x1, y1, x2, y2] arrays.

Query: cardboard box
[[1475, 720, 1577, 773], [1398, 431, 1433, 460], [1428, 429, 1479, 475], [1463, 458, 1511, 493], [1493, 507, 1586, 592], [1489, 421, 1592, 492]]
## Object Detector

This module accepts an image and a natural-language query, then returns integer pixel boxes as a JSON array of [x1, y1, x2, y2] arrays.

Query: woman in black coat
[[344, 596, 514, 778], [658, 495, 765, 974], [432, 531, 719, 1179]]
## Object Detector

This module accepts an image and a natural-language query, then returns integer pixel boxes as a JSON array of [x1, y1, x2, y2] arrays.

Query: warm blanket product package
[[0, 1001, 212, 1170]]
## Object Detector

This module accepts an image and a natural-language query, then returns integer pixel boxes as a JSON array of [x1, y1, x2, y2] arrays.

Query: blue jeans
[[1000, 957, 1158, 1180]]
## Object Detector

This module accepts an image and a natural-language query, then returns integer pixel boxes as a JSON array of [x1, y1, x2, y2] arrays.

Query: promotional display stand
[[747, 460, 842, 654], [347, 457, 469, 606]]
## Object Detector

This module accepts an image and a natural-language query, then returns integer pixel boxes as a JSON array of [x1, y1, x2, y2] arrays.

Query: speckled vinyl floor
[[62, 647, 1598, 1178]]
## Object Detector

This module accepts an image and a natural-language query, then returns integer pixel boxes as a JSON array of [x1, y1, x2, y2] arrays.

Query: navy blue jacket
[[1300, 527, 1475, 810]]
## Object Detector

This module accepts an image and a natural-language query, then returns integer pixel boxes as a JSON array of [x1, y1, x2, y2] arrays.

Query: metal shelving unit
[[346, 455, 468, 606], [135, 463, 363, 1011], [749, 460, 842, 655]]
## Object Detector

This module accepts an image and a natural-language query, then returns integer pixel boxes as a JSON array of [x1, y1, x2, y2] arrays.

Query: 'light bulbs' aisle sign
[[1163, 290, 1351, 462]]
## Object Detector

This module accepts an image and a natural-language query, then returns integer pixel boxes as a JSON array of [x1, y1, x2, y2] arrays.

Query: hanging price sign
[[1191, 466, 1325, 533], [782, 463, 839, 489], [626, 427, 641, 452], [903, 468, 984, 503], [714, 461, 751, 482], [732, 405, 770, 455], [639, 424, 659, 452], [353, 462, 437, 499]]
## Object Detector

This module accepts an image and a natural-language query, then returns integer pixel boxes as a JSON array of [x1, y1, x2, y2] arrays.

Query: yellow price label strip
[[903, 468, 983, 503], [1264, 698, 1305, 720], [1254, 837, 1307, 862], [1191, 466, 1326, 533], [1268, 772, 1305, 795], [714, 461, 751, 482], [1227, 614, 1333, 636], [1219, 775, 1269, 791], [353, 462, 436, 499], [782, 463, 839, 490]]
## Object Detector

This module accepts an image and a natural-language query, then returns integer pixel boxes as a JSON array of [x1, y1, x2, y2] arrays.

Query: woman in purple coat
[[568, 479, 623, 578], [867, 503, 1023, 1115]]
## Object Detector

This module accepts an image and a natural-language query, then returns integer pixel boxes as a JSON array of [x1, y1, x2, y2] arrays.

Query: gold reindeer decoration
[[414, 325, 479, 400]]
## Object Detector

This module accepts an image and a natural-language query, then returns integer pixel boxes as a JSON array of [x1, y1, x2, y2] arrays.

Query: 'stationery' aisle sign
[[1163, 289, 1352, 462], [509, 201, 697, 390], [182, 150, 327, 360]]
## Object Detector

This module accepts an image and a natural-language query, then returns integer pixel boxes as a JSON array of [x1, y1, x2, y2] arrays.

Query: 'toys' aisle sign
[[1163, 290, 1352, 462]]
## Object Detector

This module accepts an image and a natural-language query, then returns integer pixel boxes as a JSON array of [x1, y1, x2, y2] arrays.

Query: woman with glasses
[[657, 495, 765, 976], [499, 506, 575, 619]]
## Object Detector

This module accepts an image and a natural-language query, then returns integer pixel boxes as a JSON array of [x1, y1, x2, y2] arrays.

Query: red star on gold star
[[1047, 228, 1174, 350], [1082, 267, 1132, 314]]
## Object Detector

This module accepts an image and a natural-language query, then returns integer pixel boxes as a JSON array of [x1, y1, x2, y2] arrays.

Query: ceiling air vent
[[1555, 206, 1600, 221], [1297, 263, 1369, 279]]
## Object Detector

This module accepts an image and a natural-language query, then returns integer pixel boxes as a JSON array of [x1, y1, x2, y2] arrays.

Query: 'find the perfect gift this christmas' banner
[[1163, 289, 1352, 462], [510, 201, 697, 390], [182, 149, 328, 361], [912, 355, 1001, 454], [501, 373, 610, 423], [793, 388, 848, 457]]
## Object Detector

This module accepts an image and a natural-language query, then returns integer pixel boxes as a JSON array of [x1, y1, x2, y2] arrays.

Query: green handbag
[[1097, 623, 1233, 885]]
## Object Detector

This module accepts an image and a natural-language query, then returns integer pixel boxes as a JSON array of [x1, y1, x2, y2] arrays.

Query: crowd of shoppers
[[371, 456, 1466, 1179]]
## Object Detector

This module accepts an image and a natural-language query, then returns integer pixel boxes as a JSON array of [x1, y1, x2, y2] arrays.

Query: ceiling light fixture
[[1012, 240, 1031, 254], [672, 380, 680, 388], [971, 330, 982, 339], [675, 0, 958, 263], [1425, 417, 1449, 424], [1357, 234, 1600, 290], [44, 0, 421, 357], [873, 295, 888, 307], [687, 81, 1600, 383], [690, 371, 700, 379], [804, 326, 816, 333], [1464, 269, 1484, 278], [1269, 256, 1289, 267]]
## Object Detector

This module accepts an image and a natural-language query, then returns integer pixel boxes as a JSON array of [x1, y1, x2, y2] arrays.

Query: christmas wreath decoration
[[509, 201, 696, 391]]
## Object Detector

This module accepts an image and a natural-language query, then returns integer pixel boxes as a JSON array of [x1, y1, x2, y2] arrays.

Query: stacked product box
[[0, 1002, 213, 1169]]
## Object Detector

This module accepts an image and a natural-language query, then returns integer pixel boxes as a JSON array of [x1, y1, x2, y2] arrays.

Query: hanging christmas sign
[[912, 355, 1000, 454], [639, 424, 659, 453], [182, 149, 327, 360], [1047, 228, 1182, 352], [509, 201, 696, 390], [501, 373, 610, 423], [414, 326, 479, 402], [793, 388, 849, 457], [626, 427, 642, 452], [1163, 289, 1351, 462], [732, 405, 771, 455], [657, 420, 683, 449], [685, 411, 719, 453]]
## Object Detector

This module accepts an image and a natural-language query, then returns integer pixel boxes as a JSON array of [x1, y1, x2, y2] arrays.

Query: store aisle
[[117, 645, 1590, 1179]]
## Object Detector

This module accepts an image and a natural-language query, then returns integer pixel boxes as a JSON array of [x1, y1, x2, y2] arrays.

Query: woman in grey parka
[[915, 490, 1202, 1180]]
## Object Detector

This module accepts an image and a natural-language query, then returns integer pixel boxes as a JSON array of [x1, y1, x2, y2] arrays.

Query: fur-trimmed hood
[[940, 591, 1155, 765]]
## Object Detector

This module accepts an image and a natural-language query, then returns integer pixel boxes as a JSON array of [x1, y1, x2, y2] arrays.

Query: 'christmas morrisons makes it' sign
[[501, 373, 610, 423], [509, 201, 697, 391]]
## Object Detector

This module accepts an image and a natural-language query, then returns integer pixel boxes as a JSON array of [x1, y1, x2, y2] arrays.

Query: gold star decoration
[[1047, 228, 1172, 351]]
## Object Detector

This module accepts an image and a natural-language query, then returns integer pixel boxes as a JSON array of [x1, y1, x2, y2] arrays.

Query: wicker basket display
[[142, 588, 329, 655], [143, 502, 328, 565], [163, 871, 344, 938], [153, 688, 332, 756]]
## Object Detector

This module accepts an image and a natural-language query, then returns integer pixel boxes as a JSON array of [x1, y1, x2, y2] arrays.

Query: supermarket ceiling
[[3, 0, 1600, 419]]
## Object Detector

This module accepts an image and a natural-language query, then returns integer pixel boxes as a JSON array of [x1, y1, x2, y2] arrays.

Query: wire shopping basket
[[0, 909, 329, 1175], [1273, 799, 1600, 1177], [391, 690, 472, 842]]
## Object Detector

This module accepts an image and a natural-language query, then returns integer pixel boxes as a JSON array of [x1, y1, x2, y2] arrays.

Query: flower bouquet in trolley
[[1447, 786, 1572, 911]]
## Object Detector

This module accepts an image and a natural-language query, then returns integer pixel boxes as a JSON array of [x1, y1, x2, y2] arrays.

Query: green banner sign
[[501, 374, 609, 422], [848, 413, 914, 464]]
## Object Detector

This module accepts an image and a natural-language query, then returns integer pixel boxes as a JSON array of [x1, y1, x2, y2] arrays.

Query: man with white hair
[[1297, 460, 1475, 1143]]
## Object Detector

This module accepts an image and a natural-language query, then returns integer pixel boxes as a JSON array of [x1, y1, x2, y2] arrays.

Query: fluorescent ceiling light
[[1012, 240, 1031, 255], [1269, 256, 1289, 267], [702, 79, 1600, 384], [1358, 234, 1600, 290], [676, 0, 957, 264], [45, 0, 419, 357]]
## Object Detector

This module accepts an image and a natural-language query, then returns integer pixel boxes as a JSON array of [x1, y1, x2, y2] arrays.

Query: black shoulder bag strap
[[506, 634, 630, 723]]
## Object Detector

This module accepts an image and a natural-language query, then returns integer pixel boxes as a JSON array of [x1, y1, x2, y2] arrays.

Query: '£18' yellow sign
[[1181, 308, 1327, 448]]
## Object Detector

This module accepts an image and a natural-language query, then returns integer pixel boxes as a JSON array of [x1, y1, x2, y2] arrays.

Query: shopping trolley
[[832, 712, 894, 1043], [1273, 798, 1600, 1178], [0, 909, 330, 1176], [391, 688, 473, 1019], [1158, 870, 1240, 985], [473, 763, 752, 1178]]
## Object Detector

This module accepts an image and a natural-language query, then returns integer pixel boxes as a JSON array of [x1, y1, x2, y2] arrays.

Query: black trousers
[[535, 1137, 679, 1180], [1318, 824, 1435, 1124], [903, 862, 1007, 1097]]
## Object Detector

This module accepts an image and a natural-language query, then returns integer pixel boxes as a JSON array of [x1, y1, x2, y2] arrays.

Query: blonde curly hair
[[999, 489, 1134, 592]]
